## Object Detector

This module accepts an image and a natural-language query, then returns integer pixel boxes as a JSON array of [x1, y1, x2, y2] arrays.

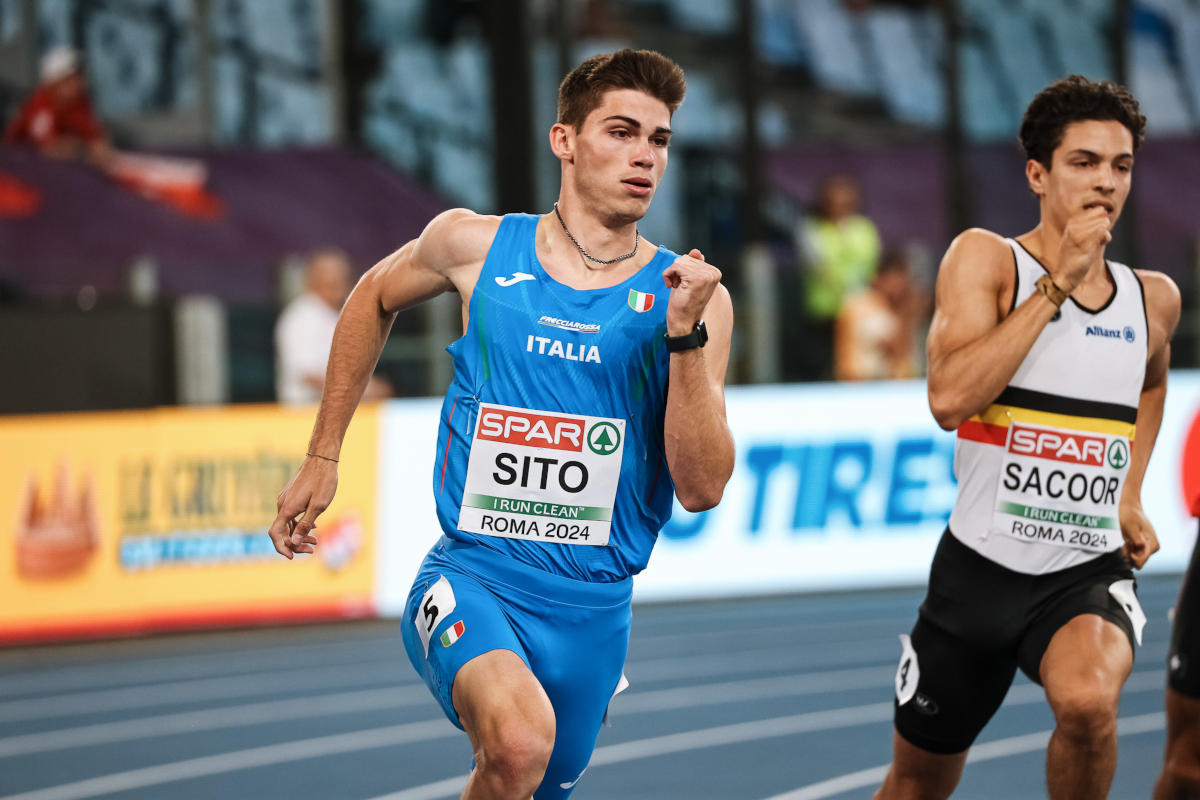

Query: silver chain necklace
[[553, 203, 639, 265]]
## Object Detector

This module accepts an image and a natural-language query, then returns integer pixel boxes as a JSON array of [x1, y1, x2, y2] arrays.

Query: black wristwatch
[[664, 320, 708, 353]]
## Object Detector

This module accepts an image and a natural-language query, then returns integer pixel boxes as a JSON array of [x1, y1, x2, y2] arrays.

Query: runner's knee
[[1048, 681, 1119, 740], [474, 712, 556, 787]]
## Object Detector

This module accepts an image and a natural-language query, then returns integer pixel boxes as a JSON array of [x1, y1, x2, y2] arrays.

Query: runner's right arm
[[926, 229, 1054, 429], [268, 209, 497, 559], [927, 210, 1110, 429]]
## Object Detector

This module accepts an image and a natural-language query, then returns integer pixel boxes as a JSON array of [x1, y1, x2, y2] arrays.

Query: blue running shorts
[[401, 536, 632, 799]]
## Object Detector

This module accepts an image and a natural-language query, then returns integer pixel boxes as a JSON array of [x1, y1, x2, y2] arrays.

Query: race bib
[[458, 403, 625, 546], [994, 420, 1130, 553], [414, 576, 456, 657]]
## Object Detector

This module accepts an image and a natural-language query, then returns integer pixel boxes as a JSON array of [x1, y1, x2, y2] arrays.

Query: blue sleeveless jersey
[[431, 213, 677, 582]]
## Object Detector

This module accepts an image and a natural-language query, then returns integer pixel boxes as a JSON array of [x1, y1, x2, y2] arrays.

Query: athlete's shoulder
[[1134, 268, 1182, 332], [416, 209, 502, 271], [945, 227, 1011, 262], [937, 228, 1013, 287]]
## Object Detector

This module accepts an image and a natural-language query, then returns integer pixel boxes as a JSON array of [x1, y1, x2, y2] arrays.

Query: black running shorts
[[893, 528, 1139, 754], [1168, 520, 1200, 697]]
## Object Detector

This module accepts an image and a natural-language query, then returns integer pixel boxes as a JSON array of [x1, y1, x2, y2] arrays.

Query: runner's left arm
[[662, 250, 735, 512], [1120, 270, 1181, 568]]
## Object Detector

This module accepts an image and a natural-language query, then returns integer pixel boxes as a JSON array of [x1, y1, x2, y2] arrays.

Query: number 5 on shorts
[[416, 576, 457, 657]]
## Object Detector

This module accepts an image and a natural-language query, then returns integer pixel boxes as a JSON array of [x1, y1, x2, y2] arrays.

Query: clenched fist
[[663, 249, 723, 337], [1054, 206, 1113, 292]]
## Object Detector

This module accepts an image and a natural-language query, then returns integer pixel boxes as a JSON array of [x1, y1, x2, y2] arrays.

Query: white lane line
[[759, 711, 1167, 800], [759, 764, 889, 800], [0, 686, 434, 758], [593, 703, 890, 763], [615, 666, 891, 713], [0, 669, 1167, 800], [0, 638, 889, 726], [0, 599, 905, 692], [1, 664, 892, 757], [3, 631, 890, 711], [365, 778, 467, 800], [371, 669, 1168, 800], [0, 662, 413, 723], [629, 596, 925, 631], [366, 703, 895, 800], [627, 616, 916, 650], [1, 641, 885, 726], [0, 720, 456, 800], [628, 639, 899, 682], [0, 637, 404, 698]]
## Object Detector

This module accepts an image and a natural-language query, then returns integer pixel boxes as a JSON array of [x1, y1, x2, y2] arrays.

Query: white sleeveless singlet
[[947, 239, 1148, 574]]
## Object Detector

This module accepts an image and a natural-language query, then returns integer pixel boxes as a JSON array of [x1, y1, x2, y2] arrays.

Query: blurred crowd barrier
[[5, 376, 1199, 644]]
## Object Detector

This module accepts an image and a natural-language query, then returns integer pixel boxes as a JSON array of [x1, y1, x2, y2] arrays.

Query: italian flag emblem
[[628, 289, 655, 313], [440, 620, 465, 647]]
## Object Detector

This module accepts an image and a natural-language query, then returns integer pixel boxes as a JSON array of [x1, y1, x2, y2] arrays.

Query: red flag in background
[[0, 170, 42, 217], [104, 152, 224, 219]]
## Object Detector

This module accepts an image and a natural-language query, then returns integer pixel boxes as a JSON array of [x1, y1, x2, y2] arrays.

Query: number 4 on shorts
[[895, 634, 920, 706]]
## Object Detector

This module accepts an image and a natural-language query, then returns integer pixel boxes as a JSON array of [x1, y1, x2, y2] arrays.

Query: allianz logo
[[1085, 325, 1135, 343], [538, 315, 601, 334]]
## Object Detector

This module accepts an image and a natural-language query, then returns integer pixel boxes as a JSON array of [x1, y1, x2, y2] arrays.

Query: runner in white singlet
[[875, 76, 1180, 800]]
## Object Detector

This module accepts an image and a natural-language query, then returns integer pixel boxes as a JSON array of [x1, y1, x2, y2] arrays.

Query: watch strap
[[664, 320, 707, 353]]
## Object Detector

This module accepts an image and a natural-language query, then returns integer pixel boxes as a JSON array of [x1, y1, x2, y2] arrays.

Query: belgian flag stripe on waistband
[[994, 386, 1138, 425], [957, 419, 1008, 445], [967, 404, 1134, 438]]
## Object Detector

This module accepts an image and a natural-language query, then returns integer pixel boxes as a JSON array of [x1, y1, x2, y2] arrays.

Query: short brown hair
[[557, 49, 686, 130], [1019, 75, 1146, 168]]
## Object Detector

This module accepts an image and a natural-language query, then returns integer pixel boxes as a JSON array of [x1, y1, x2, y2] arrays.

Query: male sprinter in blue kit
[[267, 49, 734, 799]]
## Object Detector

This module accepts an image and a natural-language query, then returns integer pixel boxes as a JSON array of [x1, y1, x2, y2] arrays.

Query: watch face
[[697, 320, 708, 345]]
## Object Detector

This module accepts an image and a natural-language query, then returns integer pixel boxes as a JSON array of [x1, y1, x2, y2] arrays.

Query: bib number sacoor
[[458, 403, 625, 546], [993, 421, 1129, 553]]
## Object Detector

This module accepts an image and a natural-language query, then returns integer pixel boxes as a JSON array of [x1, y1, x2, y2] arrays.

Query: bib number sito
[[458, 403, 625, 546], [993, 421, 1130, 553]]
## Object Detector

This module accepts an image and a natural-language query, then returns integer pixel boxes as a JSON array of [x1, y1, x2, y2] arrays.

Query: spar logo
[[1108, 440, 1129, 469], [1008, 424, 1105, 466], [477, 408, 584, 452], [588, 422, 621, 455]]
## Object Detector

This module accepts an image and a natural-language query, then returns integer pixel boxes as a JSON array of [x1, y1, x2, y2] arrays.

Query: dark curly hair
[[1019, 75, 1146, 168], [557, 49, 686, 131]]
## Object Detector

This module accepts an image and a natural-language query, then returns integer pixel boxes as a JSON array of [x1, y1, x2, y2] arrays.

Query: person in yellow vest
[[874, 75, 1180, 800], [794, 172, 881, 380]]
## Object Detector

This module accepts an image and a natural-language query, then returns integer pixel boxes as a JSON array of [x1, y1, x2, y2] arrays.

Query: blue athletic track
[[0, 574, 1183, 800]]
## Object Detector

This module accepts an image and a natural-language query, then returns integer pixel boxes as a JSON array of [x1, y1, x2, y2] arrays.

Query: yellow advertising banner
[[0, 403, 379, 643]]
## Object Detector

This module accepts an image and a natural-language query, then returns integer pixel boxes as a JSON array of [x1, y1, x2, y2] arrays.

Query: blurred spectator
[[793, 173, 881, 379], [275, 248, 392, 405], [5, 46, 112, 165], [5, 46, 220, 218], [834, 249, 927, 381]]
